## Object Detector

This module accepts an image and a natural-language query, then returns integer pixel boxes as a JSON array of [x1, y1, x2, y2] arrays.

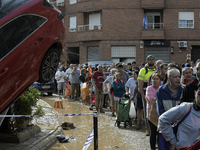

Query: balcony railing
[[146, 23, 164, 29], [78, 24, 102, 31]]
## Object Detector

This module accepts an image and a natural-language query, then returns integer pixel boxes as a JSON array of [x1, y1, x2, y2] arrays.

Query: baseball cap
[[146, 55, 155, 60]]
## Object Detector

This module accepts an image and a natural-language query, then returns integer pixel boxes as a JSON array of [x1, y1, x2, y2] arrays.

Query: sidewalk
[[0, 99, 63, 150]]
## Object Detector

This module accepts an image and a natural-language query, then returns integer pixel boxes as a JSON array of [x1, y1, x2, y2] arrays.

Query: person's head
[[81, 68, 86, 74], [191, 60, 195, 67], [196, 62, 200, 81], [160, 63, 168, 77], [111, 68, 117, 75], [89, 64, 92, 68], [182, 67, 192, 81], [85, 63, 88, 66], [146, 55, 155, 67], [167, 69, 181, 88], [156, 60, 164, 70], [104, 66, 108, 72], [151, 73, 161, 88], [127, 63, 132, 70], [168, 62, 178, 70], [132, 61, 136, 67], [186, 59, 190, 63], [122, 63, 127, 70], [95, 64, 99, 68], [115, 72, 121, 80], [97, 65, 103, 72], [132, 70, 138, 80], [59, 66, 63, 71], [69, 64, 73, 69], [74, 64, 78, 69], [117, 63, 123, 73], [195, 84, 200, 107]]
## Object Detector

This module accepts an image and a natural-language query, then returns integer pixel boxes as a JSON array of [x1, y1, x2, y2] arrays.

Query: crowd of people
[[54, 56, 200, 150]]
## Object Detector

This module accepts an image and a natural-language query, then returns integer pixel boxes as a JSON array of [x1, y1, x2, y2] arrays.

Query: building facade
[[63, 0, 200, 65]]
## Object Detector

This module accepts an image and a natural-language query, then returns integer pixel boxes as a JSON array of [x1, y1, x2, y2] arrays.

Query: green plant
[[34, 106, 45, 115], [13, 86, 40, 128]]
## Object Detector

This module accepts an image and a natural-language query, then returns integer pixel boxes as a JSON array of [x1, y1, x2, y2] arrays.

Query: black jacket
[[180, 78, 199, 103]]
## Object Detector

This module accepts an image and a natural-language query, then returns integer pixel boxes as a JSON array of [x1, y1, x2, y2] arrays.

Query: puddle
[[43, 99, 136, 150]]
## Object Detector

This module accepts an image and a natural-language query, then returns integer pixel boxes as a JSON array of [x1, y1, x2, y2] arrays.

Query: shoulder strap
[[120, 80, 123, 85], [145, 66, 148, 75], [176, 103, 192, 126], [114, 79, 118, 85]]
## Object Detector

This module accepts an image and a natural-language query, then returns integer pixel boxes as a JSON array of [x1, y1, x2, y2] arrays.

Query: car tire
[[48, 92, 53, 96], [38, 48, 60, 83]]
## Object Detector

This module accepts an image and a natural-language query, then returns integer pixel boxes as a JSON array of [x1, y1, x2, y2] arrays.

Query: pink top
[[145, 86, 158, 119]]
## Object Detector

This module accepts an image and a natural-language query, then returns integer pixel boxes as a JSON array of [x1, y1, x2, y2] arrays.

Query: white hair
[[167, 69, 180, 78]]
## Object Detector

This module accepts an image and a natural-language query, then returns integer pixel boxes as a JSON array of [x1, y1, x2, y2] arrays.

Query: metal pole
[[93, 111, 98, 150]]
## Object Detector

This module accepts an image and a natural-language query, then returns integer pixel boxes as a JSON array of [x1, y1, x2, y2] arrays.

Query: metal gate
[[144, 46, 170, 63], [87, 46, 99, 62]]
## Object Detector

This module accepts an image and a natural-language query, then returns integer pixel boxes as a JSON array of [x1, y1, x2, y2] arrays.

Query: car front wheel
[[38, 48, 59, 83]]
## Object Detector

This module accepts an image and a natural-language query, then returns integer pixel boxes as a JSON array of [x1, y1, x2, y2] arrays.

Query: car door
[[0, 15, 35, 113]]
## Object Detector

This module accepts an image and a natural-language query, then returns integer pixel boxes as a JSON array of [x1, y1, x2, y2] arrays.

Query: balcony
[[142, 0, 164, 8], [141, 23, 164, 39], [78, 24, 102, 32]]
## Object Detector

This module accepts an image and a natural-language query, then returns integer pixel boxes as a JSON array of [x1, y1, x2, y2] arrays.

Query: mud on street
[[39, 95, 149, 150]]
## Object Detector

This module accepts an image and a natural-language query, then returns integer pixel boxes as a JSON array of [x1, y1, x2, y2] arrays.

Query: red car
[[0, 0, 65, 114]]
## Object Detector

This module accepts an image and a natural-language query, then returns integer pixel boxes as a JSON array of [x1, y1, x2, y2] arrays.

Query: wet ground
[[40, 94, 150, 150]]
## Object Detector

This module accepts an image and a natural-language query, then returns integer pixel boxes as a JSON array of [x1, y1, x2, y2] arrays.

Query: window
[[0, 29, 6, 60], [27, 15, 47, 30], [179, 12, 194, 28], [69, 0, 77, 5], [89, 13, 101, 30], [2, 16, 33, 53], [146, 13, 161, 29], [69, 16, 76, 32]]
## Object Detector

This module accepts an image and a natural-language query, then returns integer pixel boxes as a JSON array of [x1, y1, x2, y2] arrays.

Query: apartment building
[[63, 0, 200, 65]]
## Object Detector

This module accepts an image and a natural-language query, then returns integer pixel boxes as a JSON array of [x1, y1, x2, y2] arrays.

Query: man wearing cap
[[138, 55, 156, 136]]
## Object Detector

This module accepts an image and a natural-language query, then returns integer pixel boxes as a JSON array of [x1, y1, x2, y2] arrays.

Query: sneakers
[[89, 105, 93, 110], [136, 121, 141, 130], [145, 127, 150, 136], [100, 109, 105, 113]]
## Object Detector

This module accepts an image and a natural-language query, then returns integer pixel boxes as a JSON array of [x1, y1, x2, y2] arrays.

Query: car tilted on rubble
[[0, 0, 65, 114]]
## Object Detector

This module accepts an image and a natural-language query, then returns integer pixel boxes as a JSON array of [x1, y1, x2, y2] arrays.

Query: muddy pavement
[[41, 95, 150, 150]]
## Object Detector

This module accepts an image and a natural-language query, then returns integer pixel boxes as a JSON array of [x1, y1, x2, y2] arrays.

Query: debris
[[61, 122, 76, 130], [56, 135, 69, 143]]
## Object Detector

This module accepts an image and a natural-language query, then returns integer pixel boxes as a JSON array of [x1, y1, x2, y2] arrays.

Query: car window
[[0, 29, 7, 60], [0, 0, 31, 19], [2, 15, 33, 55], [27, 15, 47, 30]]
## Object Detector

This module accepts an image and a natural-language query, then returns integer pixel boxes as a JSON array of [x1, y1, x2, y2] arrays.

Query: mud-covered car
[[0, 0, 65, 114]]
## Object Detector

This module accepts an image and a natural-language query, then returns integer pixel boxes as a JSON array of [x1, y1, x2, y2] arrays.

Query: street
[[40, 94, 150, 150]]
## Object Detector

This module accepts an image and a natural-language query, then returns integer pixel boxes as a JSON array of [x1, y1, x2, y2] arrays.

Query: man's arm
[[138, 79, 145, 101]]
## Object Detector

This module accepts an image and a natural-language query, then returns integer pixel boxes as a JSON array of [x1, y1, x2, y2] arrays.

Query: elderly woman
[[146, 73, 161, 150], [103, 68, 117, 116], [158, 83, 200, 150]]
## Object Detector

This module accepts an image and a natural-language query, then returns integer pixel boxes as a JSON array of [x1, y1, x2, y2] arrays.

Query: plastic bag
[[80, 82, 86, 89], [103, 83, 110, 94], [129, 101, 136, 119]]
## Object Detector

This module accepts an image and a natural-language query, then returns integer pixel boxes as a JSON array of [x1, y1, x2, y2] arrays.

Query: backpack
[[144, 65, 156, 75], [110, 79, 123, 95]]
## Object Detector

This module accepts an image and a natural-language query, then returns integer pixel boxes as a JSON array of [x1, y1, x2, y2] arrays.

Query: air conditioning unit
[[178, 41, 187, 48], [94, 26, 99, 30]]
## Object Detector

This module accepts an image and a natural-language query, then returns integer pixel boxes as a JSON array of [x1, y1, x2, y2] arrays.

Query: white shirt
[[55, 70, 65, 83], [191, 66, 196, 74], [125, 78, 137, 100], [65, 68, 73, 82]]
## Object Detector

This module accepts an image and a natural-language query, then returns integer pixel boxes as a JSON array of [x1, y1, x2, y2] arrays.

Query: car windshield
[[0, 0, 30, 19]]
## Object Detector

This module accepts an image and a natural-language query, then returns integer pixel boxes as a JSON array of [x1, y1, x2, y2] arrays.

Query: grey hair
[[156, 60, 163, 65], [182, 67, 191, 75], [167, 69, 180, 78], [97, 65, 102, 68], [110, 68, 117, 73]]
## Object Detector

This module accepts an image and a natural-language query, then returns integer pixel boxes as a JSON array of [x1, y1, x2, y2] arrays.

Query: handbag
[[158, 103, 192, 150], [148, 98, 158, 127]]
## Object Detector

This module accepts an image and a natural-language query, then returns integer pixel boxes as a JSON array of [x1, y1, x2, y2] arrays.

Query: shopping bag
[[65, 83, 71, 97], [103, 83, 110, 94], [148, 98, 158, 127], [81, 82, 89, 101], [129, 101, 136, 119]]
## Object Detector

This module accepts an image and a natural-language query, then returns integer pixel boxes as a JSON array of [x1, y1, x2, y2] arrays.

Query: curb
[[25, 126, 63, 150]]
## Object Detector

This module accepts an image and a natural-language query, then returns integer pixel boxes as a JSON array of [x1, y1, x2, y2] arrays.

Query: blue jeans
[[142, 99, 150, 128]]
